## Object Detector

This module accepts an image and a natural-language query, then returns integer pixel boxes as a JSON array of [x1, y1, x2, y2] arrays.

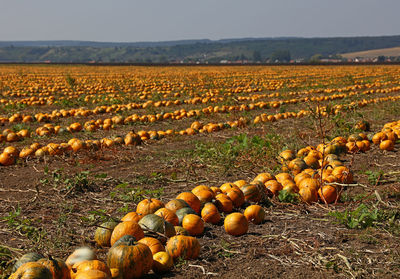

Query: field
[[341, 47, 400, 59], [0, 65, 400, 278]]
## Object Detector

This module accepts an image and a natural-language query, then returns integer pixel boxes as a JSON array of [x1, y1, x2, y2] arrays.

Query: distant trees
[[252, 50, 262, 62], [270, 50, 291, 62]]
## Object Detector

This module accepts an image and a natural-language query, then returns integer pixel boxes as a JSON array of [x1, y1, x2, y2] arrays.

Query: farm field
[[1, 64, 400, 278]]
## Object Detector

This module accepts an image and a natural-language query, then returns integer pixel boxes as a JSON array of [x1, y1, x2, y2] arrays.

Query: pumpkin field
[[0, 64, 400, 278]]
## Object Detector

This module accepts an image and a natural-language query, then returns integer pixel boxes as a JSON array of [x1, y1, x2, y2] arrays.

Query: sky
[[1, 0, 399, 42]]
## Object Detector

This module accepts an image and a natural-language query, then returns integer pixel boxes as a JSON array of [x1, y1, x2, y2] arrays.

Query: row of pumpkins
[[8, 119, 399, 278]]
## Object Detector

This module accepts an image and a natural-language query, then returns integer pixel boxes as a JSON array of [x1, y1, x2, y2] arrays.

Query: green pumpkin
[[94, 220, 119, 247], [138, 214, 175, 237], [107, 235, 153, 279]]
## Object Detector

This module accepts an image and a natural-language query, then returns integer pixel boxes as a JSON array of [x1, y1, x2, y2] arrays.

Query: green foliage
[[328, 204, 379, 229], [40, 169, 94, 195], [2, 205, 46, 244], [110, 182, 164, 204], [278, 190, 300, 204], [365, 170, 384, 185]]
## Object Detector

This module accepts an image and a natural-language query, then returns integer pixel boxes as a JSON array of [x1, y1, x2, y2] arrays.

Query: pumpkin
[[244, 205, 265, 224], [191, 185, 212, 195], [37, 257, 69, 279], [240, 184, 262, 202], [264, 180, 283, 196], [331, 166, 353, 184], [165, 235, 201, 260], [318, 184, 340, 204], [138, 214, 175, 238], [201, 202, 221, 224], [136, 198, 164, 216], [220, 183, 240, 193], [110, 221, 144, 246], [66, 247, 97, 268], [13, 252, 45, 272], [224, 213, 249, 236], [165, 199, 190, 213], [154, 208, 179, 226], [138, 237, 165, 255], [121, 212, 142, 223], [275, 173, 292, 184], [94, 221, 118, 247], [10, 262, 52, 279], [252, 172, 275, 184], [74, 270, 110, 279], [214, 194, 233, 213], [193, 189, 215, 205], [380, 139, 394, 151], [298, 177, 320, 191], [0, 152, 15, 166], [70, 260, 111, 279], [152, 251, 173, 274], [182, 214, 204, 236], [107, 235, 153, 279], [225, 188, 245, 208], [176, 192, 201, 214], [175, 207, 197, 225], [233, 180, 248, 188], [299, 186, 318, 204]]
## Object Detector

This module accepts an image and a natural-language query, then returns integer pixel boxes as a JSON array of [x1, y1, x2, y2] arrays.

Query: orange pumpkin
[[244, 205, 265, 224], [224, 213, 249, 236], [154, 208, 179, 226], [110, 221, 144, 246], [182, 214, 204, 236], [138, 237, 165, 255], [201, 202, 221, 224], [136, 198, 164, 216], [176, 192, 201, 214]]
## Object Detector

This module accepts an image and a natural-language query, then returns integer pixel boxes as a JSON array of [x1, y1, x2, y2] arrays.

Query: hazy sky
[[1, 0, 399, 42]]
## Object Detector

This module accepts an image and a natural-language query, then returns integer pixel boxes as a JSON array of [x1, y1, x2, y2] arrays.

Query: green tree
[[252, 50, 262, 62], [270, 50, 291, 62]]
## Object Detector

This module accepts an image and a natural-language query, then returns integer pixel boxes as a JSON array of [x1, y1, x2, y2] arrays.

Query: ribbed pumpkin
[[275, 173, 293, 184], [138, 214, 176, 238], [214, 194, 233, 213], [13, 252, 45, 272], [264, 180, 283, 196], [380, 139, 394, 151], [164, 199, 190, 213], [191, 185, 212, 195], [240, 184, 262, 202], [220, 183, 240, 193], [182, 214, 204, 236], [252, 172, 275, 184], [154, 208, 179, 226], [107, 235, 153, 279], [136, 198, 164, 216], [224, 213, 249, 236], [37, 257, 69, 279], [244, 205, 265, 224], [110, 221, 144, 246], [121, 212, 142, 223], [225, 188, 245, 208], [176, 192, 201, 214], [201, 202, 221, 224], [331, 166, 353, 184], [94, 221, 118, 247], [75, 269, 110, 279], [10, 262, 52, 279], [152, 251, 173, 274], [138, 237, 165, 255], [193, 189, 215, 205], [165, 235, 201, 260], [70, 260, 111, 279]]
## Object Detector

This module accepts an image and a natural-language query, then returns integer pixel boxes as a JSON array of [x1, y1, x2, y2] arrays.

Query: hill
[[341, 47, 400, 59], [1, 35, 400, 63]]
